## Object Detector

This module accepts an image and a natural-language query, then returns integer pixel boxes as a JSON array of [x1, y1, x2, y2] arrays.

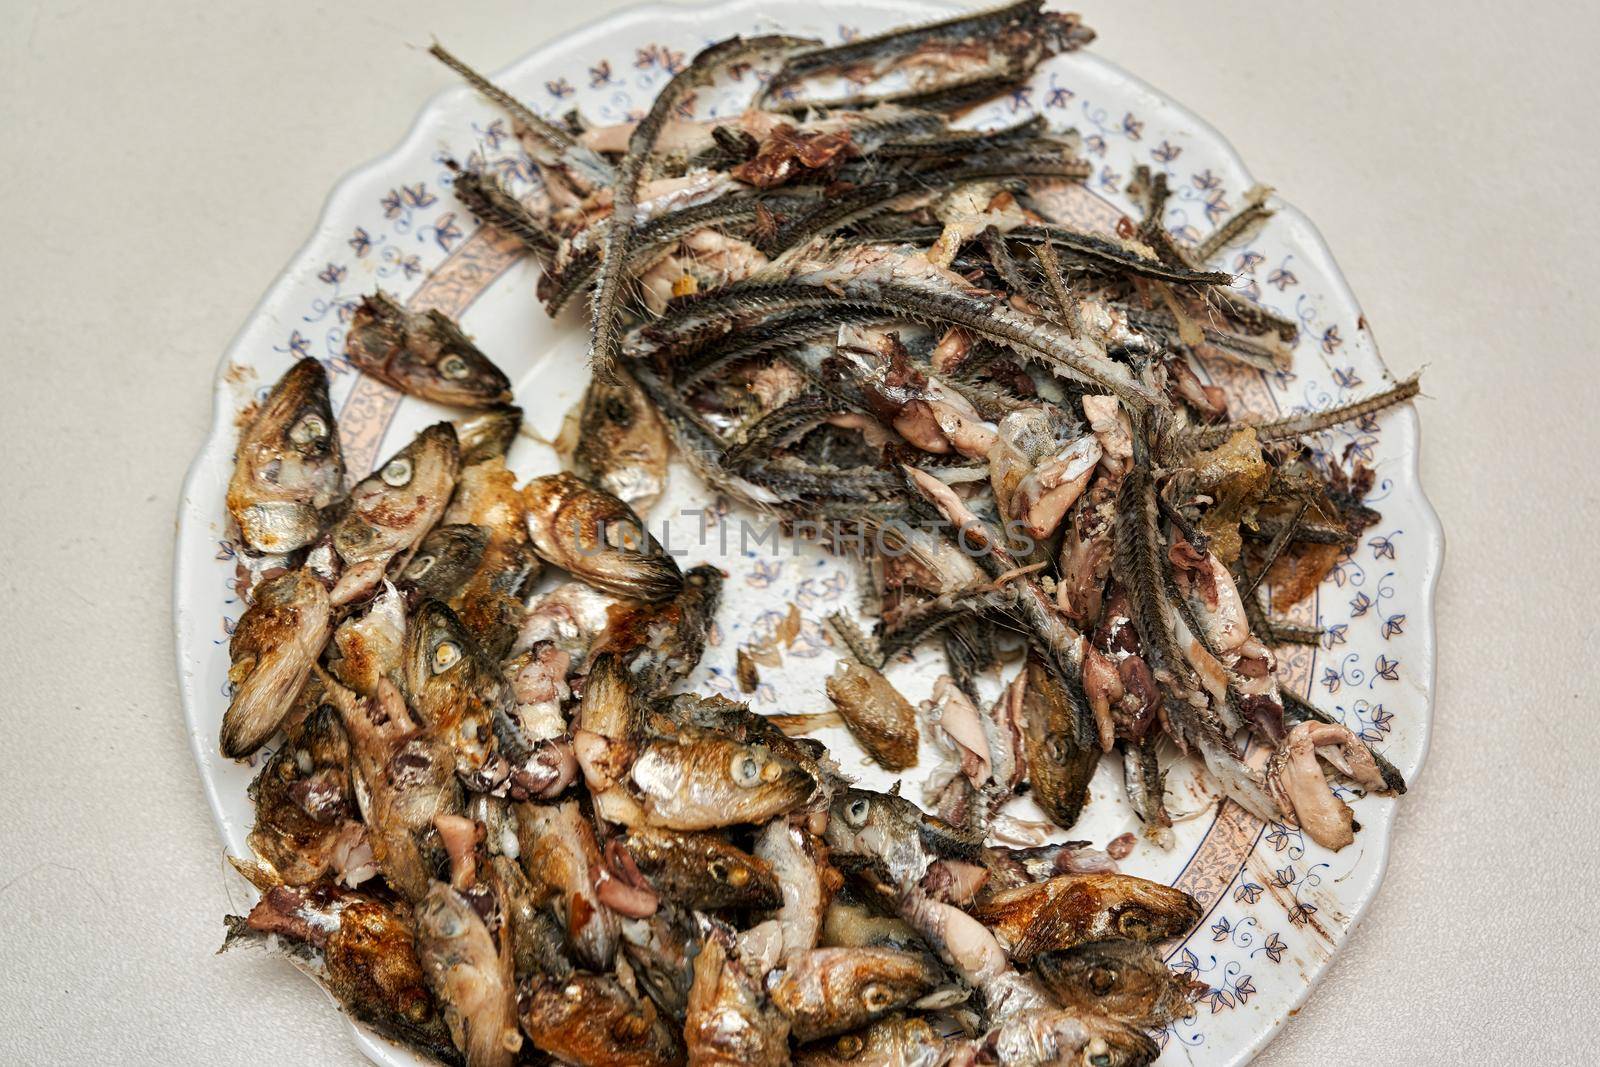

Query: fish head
[[1033, 940, 1199, 1031], [983, 1007, 1159, 1067], [1098, 877, 1202, 943], [322, 896, 451, 1053], [220, 569, 331, 759], [455, 404, 523, 466], [824, 789, 928, 876], [624, 828, 782, 910], [398, 523, 490, 604], [404, 599, 492, 698], [347, 294, 512, 408], [575, 368, 670, 510], [633, 734, 815, 830], [1072, 1016, 1161, 1067], [230, 357, 344, 552], [769, 947, 944, 1042], [522, 472, 682, 601], [335, 422, 461, 566], [402, 600, 513, 785]]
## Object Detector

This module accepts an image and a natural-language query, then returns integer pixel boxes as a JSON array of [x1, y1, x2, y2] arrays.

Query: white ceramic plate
[[175, 2, 1443, 1063]]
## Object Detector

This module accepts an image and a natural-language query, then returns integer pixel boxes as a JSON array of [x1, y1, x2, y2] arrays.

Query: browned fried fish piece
[[414, 881, 522, 1067], [438, 454, 541, 659], [246, 704, 365, 886], [1032, 938, 1200, 1030], [1019, 652, 1100, 830], [622, 826, 781, 911], [793, 1014, 952, 1067], [327, 422, 461, 605], [767, 946, 943, 1042], [520, 970, 685, 1067], [227, 880, 458, 1064], [521, 471, 682, 600], [824, 660, 919, 771], [968, 872, 1201, 962], [346, 291, 513, 409], [518, 473, 681, 604], [227, 357, 344, 554], [597, 563, 722, 696], [573, 365, 671, 512], [220, 567, 331, 759], [630, 728, 816, 831], [454, 405, 522, 466], [403, 600, 518, 792], [319, 670, 463, 904], [514, 798, 620, 971], [685, 927, 790, 1066]]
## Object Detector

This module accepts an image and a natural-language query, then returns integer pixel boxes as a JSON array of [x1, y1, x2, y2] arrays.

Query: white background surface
[[2, 1, 1598, 1063]]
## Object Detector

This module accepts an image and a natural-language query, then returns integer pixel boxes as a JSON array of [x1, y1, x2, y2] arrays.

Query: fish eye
[[406, 554, 436, 579], [1045, 733, 1070, 763], [731, 751, 763, 787], [1116, 910, 1151, 938], [1088, 965, 1118, 996], [861, 982, 894, 1012], [289, 413, 328, 446], [430, 907, 467, 939], [844, 797, 870, 828], [432, 640, 462, 674], [381, 456, 413, 487], [708, 860, 730, 883], [439, 354, 471, 380], [834, 1035, 864, 1059], [1085, 1037, 1113, 1066]]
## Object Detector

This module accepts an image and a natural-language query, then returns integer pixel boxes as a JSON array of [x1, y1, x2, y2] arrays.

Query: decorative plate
[[175, 1, 1442, 1063]]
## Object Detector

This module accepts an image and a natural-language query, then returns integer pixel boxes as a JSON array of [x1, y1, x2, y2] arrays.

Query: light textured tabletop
[[2, 1, 1597, 1063]]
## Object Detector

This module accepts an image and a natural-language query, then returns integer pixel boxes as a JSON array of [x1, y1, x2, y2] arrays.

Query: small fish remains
[[215, 5, 1420, 1065]]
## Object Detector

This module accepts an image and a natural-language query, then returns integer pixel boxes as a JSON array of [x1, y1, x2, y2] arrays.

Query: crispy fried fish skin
[[824, 660, 920, 771], [346, 291, 513, 409], [438, 455, 541, 659], [221, 568, 332, 759], [403, 600, 519, 792], [519, 971, 686, 1067], [1032, 939, 1198, 1030], [399, 524, 490, 605], [980, 1007, 1158, 1067], [793, 1014, 950, 1067], [247, 704, 357, 885], [514, 798, 621, 972], [630, 730, 815, 831], [521, 472, 682, 601], [414, 881, 522, 1067], [321, 672, 463, 904], [1020, 653, 1100, 831], [227, 357, 345, 554], [231, 882, 460, 1064], [767, 947, 943, 1043], [968, 873, 1201, 962], [329, 580, 406, 698], [600, 563, 723, 695], [330, 422, 461, 605], [455, 405, 523, 466], [573, 366, 671, 512], [621, 827, 781, 911], [686, 929, 790, 1067]]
